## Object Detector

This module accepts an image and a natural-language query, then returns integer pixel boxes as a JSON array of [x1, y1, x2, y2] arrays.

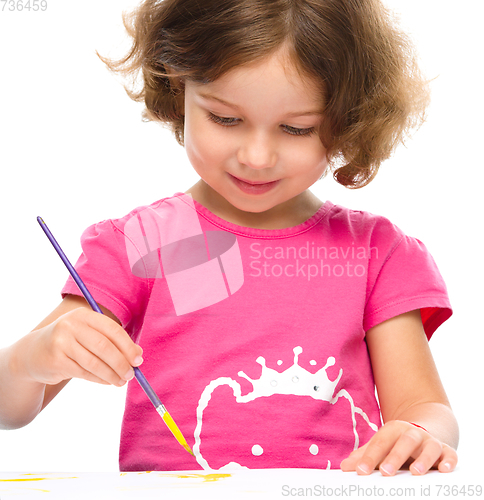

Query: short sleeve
[[61, 219, 150, 332], [364, 232, 452, 340]]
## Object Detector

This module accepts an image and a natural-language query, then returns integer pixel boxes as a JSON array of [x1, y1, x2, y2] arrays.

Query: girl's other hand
[[340, 420, 458, 476], [12, 295, 143, 389]]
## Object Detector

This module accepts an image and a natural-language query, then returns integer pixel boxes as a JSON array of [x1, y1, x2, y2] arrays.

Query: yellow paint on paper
[[164, 473, 231, 483], [0, 476, 77, 482]]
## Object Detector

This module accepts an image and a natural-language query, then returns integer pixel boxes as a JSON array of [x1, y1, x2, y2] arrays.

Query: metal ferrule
[[156, 404, 167, 417]]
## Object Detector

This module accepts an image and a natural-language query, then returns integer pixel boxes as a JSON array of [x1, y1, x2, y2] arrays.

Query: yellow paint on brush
[[162, 411, 194, 456]]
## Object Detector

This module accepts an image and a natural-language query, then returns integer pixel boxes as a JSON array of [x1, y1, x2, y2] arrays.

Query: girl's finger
[[64, 338, 130, 387], [83, 311, 143, 366], [354, 431, 400, 475], [436, 446, 458, 473], [340, 444, 368, 471], [407, 438, 443, 475], [433, 444, 458, 474], [380, 431, 438, 476], [57, 354, 112, 386], [75, 329, 134, 384]]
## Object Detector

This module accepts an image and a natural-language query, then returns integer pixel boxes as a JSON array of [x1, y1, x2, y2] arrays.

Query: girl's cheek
[[285, 140, 325, 169]]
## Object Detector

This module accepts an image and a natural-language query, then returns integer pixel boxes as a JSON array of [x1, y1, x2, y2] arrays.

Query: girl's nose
[[237, 131, 277, 170]]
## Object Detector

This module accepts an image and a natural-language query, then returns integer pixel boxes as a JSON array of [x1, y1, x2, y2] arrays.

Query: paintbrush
[[37, 216, 194, 456]]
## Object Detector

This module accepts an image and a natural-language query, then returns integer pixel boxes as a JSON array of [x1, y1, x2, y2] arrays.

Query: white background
[[0, 0, 482, 475]]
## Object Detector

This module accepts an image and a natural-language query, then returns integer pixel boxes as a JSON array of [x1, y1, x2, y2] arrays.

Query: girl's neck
[[185, 180, 323, 230]]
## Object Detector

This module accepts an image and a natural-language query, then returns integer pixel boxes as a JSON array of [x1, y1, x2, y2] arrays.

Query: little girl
[[0, 0, 458, 475]]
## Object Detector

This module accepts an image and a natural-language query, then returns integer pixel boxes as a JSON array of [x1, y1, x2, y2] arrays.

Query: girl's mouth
[[229, 174, 280, 195]]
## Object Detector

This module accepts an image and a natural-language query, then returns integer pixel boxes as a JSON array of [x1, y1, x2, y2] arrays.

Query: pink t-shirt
[[62, 193, 452, 471]]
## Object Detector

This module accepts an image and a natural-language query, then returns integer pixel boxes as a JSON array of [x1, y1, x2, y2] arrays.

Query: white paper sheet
[[0, 467, 480, 500]]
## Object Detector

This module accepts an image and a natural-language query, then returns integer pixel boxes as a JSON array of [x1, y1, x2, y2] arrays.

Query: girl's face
[[184, 48, 328, 228]]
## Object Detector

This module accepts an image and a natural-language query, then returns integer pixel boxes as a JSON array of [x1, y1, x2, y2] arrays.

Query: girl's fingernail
[[442, 462, 452, 472], [134, 356, 144, 366], [380, 463, 395, 476], [124, 368, 135, 380], [412, 462, 425, 475], [357, 463, 371, 474]]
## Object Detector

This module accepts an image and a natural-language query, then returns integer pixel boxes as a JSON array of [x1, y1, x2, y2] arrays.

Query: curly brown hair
[[99, 0, 430, 188]]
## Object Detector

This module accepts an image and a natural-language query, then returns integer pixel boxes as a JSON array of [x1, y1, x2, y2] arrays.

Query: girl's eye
[[208, 113, 316, 137], [282, 125, 316, 137], [208, 113, 240, 126]]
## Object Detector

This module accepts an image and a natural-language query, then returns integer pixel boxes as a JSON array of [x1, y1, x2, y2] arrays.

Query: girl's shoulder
[[86, 193, 189, 233], [324, 201, 407, 246]]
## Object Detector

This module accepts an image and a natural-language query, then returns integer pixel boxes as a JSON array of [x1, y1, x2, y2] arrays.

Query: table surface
[[0, 465, 481, 500]]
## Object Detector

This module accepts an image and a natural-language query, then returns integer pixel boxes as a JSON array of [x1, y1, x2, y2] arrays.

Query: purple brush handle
[[37, 217, 163, 409], [133, 367, 162, 407], [37, 217, 102, 314]]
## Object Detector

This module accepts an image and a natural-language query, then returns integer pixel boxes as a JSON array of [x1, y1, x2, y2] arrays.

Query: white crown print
[[194, 346, 378, 470], [236, 346, 343, 403]]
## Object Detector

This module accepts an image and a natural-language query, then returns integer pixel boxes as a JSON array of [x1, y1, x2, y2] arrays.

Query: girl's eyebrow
[[199, 92, 240, 110], [198, 92, 322, 118]]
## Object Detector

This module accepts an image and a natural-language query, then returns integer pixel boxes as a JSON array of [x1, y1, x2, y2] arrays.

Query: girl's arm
[[340, 309, 458, 475], [0, 295, 143, 430]]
